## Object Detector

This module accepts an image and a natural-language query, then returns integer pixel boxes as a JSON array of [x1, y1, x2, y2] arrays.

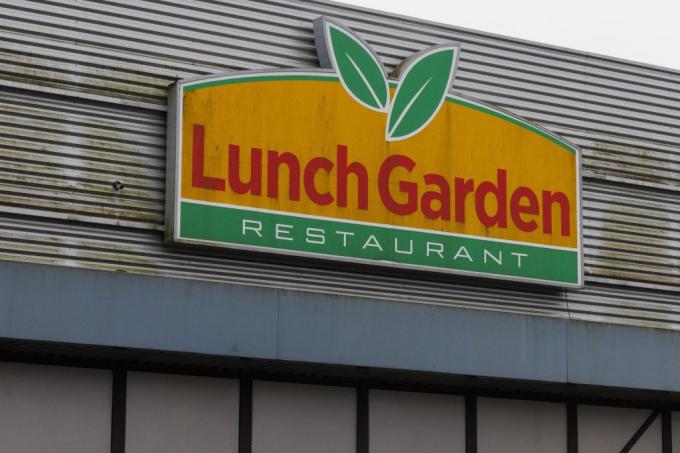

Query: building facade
[[0, 0, 679, 452]]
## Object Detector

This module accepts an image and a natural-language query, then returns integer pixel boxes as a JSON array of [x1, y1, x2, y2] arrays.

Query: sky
[[338, 0, 680, 71]]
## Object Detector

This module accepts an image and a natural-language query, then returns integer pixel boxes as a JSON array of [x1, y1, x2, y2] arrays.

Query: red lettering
[[267, 151, 300, 201], [304, 157, 334, 205], [454, 178, 474, 223], [191, 124, 225, 191], [193, 136, 569, 238], [542, 191, 571, 236], [336, 145, 368, 210], [422, 174, 451, 220], [228, 145, 261, 195], [510, 187, 539, 232], [378, 155, 417, 215], [475, 169, 507, 228]]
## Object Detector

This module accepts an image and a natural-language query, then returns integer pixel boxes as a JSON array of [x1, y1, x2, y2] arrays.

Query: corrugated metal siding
[[0, 0, 679, 327], [0, 89, 165, 228], [1, 214, 680, 329]]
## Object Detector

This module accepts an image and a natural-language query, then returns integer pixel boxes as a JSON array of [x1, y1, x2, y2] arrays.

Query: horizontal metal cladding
[[0, 88, 166, 228], [0, 0, 679, 327], [1, 213, 680, 329], [1, 1, 678, 187], [582, 181, 679, 293]]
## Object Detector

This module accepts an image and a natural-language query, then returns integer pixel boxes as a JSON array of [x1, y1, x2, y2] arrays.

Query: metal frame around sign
[[165, 67, 582, 289]]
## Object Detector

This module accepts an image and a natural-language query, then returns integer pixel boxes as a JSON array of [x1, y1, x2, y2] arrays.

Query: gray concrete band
[[1, 260, 678, 392]]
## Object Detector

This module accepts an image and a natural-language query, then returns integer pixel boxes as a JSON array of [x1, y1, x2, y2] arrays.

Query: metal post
[[110, 369, 127, 453], [466, 395, 477, 453]]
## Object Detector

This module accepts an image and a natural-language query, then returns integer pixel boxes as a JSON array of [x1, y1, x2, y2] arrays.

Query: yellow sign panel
[[181, 77, 577, 248]]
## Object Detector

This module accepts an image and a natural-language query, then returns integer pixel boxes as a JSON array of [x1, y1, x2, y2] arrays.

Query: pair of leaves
[[314, 17, 458, 141]]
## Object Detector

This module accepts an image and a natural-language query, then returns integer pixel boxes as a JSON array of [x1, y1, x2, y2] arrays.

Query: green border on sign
[[180, 201, 580, 285]]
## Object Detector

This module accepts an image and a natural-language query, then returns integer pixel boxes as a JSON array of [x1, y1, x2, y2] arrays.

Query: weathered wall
[[0, 0, 678, 327]]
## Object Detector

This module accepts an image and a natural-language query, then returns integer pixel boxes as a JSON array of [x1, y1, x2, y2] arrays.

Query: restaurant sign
[[166, 17, 582, 287]]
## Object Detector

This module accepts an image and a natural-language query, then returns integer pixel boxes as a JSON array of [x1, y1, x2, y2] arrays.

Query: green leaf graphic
[[386, 46, 458, 141], [324, 21, 389, 112]]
